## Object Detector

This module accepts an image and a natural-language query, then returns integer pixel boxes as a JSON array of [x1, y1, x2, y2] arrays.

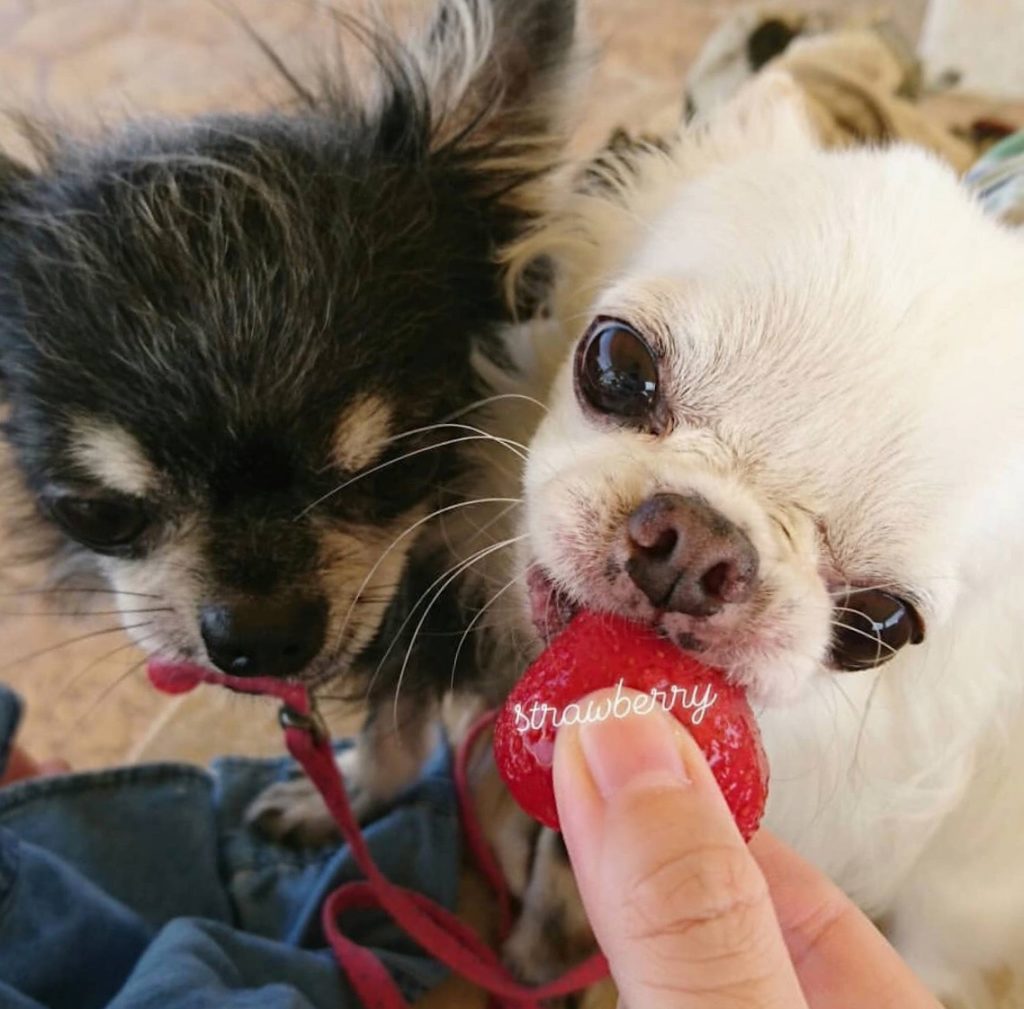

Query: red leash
[[151, 667, 609, 1007]]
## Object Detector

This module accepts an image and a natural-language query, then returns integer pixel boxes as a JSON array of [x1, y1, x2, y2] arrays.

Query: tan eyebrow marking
[[332, 395, 394, 472], [69, 419, 156, 497]]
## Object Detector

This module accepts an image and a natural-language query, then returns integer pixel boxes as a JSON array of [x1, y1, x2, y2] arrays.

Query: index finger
[[749, 832, 942, 1009], [553, 691, 808, 1009]]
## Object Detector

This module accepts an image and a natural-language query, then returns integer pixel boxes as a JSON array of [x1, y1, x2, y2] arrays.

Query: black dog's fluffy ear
[[0, 152, 30, 204], [432, 0, 578, 127], [419, 0, 580, 170]]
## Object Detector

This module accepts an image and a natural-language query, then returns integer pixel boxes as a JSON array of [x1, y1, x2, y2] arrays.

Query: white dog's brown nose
[[625, 493, 758, 616]]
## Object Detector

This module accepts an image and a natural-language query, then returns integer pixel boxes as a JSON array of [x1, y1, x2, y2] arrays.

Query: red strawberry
[[493, 610, 768, 840]]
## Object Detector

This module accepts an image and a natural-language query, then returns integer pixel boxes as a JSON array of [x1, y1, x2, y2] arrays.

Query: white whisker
[[389, 534, 525, 729], [448, 569, 524, 692], [332, 496, 521, 658], [0, 621, 154, 674], [437, 390, 548, 419], [382, 421, 529, 455], [300, 434, 523, 517], [830, 617, 896, 663]]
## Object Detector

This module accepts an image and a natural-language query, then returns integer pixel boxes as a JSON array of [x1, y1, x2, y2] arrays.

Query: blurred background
[[0, 0, 1022, 771]]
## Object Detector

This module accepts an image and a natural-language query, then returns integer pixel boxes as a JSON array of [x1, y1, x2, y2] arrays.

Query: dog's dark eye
[[44, 492, 150, 552], [829, 589, 925, 671], [575, 319, 659, 423]]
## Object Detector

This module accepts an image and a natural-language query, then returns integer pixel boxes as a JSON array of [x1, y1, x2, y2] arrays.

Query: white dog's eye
[[575, 318, 660, 424], [829, 589, 925, 671]]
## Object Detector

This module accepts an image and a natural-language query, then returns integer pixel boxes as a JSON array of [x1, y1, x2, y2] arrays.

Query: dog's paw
[[502, 828, 596, 984], [246, 748, 375, 847], [246, 776, 340, 847]]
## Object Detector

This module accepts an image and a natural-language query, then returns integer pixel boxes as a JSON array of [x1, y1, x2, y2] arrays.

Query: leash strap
[[150, 669, 610, 1006], [279, 692, 609, 1007]]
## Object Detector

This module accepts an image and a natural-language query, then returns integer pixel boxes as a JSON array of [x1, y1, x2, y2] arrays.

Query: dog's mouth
[[527, 565, 580, 643], [147, 659, 217, 693], [146, 658, 303, 696], [526, 562, 714, 659], [147, 658, 255, 695]]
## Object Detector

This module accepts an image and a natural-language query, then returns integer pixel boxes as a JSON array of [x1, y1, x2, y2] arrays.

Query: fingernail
[[578, 693, 689, 799]]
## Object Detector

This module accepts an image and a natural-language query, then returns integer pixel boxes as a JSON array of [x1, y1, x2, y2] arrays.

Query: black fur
[[746, 17, 797, 72], [0, 0, 576, 695]]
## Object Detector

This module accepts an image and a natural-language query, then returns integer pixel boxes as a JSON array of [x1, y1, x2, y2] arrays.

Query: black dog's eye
[[575, 319, 660, 423], [829, 589, 925, 671], [44, 492, 150, 553]]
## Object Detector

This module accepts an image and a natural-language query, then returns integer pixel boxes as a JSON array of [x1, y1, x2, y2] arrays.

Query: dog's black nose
[[625, 493, 758, 616], [199, 596, 327, 679]]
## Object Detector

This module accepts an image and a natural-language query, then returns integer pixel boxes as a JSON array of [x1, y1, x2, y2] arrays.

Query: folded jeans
[[0, 685, 460, 1009]]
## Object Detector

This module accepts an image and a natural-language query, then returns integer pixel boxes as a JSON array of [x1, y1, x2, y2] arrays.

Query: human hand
[[552, 687, 942, 1009]]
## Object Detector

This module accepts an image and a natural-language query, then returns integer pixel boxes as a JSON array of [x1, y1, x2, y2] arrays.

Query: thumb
[[553, 687, 806, 1009]]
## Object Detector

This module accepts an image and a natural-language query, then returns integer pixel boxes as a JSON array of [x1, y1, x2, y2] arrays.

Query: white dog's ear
[[691, 69, 817, 162]]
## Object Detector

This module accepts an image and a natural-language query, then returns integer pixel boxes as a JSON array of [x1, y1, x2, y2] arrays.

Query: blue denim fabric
[[0, 685, 460, 1009]]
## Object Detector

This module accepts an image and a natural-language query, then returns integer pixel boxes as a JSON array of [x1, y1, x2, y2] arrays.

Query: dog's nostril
[[642, 527, 678, 558], [701, 560, 750, 604], [701, 561, 732, 599], [199, 595, 327, 679], [627, 497, 681, 554], [624, 493, 759, 617]]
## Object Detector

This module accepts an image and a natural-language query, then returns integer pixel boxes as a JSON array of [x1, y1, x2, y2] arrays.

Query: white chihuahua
[[498, 73, 1024, 1006]]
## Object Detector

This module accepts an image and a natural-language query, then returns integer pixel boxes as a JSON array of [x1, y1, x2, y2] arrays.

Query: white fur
[[511, 73, 1024, 1004]]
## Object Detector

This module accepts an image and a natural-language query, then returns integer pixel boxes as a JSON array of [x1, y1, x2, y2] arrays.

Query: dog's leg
[[502, 828, 599, 986], [247, 695, 441, 847], [469, 742, 605, 998]]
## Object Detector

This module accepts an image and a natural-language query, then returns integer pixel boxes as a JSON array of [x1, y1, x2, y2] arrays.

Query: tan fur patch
[[70, 419, 156, 497], [332, 395, 393, 472]]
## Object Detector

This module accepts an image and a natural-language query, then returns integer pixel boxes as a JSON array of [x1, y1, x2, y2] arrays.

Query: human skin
[[552, 687, 942, 1009]]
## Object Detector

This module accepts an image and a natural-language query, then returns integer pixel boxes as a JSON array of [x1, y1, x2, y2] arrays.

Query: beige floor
[[7, 0, 1022, 772]]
